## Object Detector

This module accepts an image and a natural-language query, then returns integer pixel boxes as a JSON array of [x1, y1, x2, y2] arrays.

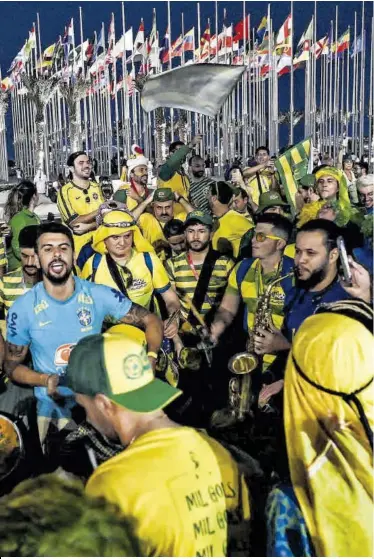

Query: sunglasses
[[103, 221, 136, 228], [254, 232, 283, 242]]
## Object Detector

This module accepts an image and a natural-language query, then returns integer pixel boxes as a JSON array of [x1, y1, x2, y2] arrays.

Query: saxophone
[[211, 271, 294, 428]]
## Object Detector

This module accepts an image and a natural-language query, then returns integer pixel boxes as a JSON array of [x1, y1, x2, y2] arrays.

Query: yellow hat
[[92, 210, 154, 255], [314, 165, 351, 209]]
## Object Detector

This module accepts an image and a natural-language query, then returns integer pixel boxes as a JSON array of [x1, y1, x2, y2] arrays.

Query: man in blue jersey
[[4, 222, 163, 444]]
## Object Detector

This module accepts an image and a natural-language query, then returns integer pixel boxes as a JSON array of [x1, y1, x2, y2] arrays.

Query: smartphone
[[337, 236, 352, 286]]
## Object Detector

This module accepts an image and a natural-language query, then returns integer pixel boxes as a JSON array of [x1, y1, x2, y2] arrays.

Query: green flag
[[275, 138, 312, 215]]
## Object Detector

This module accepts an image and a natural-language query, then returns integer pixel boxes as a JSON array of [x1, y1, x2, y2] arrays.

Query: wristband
[[147, 351, 158, 360]]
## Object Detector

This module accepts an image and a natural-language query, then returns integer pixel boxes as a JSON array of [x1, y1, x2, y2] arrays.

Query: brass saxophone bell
[[178, 347, 201, 371], [228, 352, 258, 375]]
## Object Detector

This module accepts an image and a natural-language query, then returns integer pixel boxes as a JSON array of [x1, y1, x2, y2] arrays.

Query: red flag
[[233, 14, 250, 42]]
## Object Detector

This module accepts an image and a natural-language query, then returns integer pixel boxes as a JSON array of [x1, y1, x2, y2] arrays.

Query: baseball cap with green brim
[[153, 188, 174, 202], [257, 191, 289, 214], [299, 174, 316, 188], [184, 210, 213, 229], [65, 325, 182, 413]]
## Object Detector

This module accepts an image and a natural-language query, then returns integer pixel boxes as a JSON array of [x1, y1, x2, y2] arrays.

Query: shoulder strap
[[187, 249, 222, 324], [143, 252, 153, 275], [255, 172, 263, 195], [105, 254, 129, 296], [236, 258, 254, 288], [91, 253, 103, 282]]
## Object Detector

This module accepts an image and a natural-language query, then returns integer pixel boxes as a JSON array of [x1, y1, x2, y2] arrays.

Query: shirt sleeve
[[158, 145, 191, 181], [6, 294, 31, 345], [57, 186, 78, 225], [94, 284, 133, 320], [164, 259, 175, 288], [0, 278, 4, 308], [149, 253, 171, 293]]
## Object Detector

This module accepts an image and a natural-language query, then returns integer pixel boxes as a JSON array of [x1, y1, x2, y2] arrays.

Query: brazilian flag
[[275, 138, 312, 216]]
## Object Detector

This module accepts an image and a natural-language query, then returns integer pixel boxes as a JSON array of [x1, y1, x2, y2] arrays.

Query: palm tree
[[59, 78, 89, 152]]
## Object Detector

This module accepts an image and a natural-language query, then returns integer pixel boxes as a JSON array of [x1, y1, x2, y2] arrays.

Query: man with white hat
[[114, 153, 150, 212]]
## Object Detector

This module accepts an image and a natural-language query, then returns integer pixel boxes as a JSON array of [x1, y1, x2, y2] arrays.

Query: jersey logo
[[7, 312, 18, 337], [34, 300, 49, 315], [78, 293, 93, 305], [39, 320, 52, 327], [93, 193, 99, 200], [77, 307, 92, 327], [54, 343, 76, 366]]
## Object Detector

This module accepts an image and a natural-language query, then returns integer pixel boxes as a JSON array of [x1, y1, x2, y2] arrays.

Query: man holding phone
[[243, 147, 278, 205]]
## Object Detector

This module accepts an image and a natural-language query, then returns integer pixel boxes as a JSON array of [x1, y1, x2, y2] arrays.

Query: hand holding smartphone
[[337, 236, 352, 286]]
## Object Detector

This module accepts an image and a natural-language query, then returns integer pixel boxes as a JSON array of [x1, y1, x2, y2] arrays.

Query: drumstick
[[164, 309, 181, 330], [181, 294, 207, 330]]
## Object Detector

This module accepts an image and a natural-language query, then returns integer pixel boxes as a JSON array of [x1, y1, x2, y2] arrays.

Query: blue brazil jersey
[[6, 276, 132, 419]]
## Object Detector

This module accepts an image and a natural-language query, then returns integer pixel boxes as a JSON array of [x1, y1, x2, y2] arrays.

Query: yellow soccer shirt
[[212, 210, 253, 259], [86, 427, 251, 557], [246, 172, 272, 205], [139, 212, 187, 259], [57, 181, 104, 255], [81, 249, 170, 309]]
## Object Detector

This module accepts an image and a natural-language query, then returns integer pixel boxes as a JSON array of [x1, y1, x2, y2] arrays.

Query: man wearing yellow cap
[[81, 209, 180, 339], [65, 326, 251, 557]]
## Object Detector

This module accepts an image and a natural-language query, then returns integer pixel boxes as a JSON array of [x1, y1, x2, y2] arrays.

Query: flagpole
[[214, 0, 221, 172], [242, 0, 248, 161], [333, 7, 338, 160], [352, 12, 358, 155], [368, 15, 374, 170], [359, 0, 365, 157], [312, 0, 317, 145], [79, 6, 89, 153], [289, 0, 294, 145], [121, 2, 130, 158]]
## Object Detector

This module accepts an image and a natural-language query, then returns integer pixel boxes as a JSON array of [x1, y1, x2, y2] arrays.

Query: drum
[[0, 413, 25, 483]]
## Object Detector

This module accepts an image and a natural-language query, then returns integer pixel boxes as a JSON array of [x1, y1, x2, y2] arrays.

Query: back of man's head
[[256, 213, 293, 243], [169, 141, 185, 154], [19, 225, 39, 249], [164, 219, 185, 239], [211, 181, 234, 205]]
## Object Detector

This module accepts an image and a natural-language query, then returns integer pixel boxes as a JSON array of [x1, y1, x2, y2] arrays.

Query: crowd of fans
[[0, 138, 372, 557]]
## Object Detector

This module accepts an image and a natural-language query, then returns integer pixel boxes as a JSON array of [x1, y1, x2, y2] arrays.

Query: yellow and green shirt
[[57, 180, 104, 255], [80, 249, 170, 310], [86, 427, 251, 557], [0, 268, 33, 335], [166, 251, 235, 321], [0, 236, 7, 270], [226, 255, 294, 369]]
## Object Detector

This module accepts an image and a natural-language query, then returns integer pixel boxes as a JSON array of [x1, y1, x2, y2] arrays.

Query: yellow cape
[[284, 313, 373, 557]]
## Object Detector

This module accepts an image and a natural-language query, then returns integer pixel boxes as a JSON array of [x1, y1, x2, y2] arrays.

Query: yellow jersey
[[212, 210, 253, 259], [57, 180, 104, 255], [86, 427, 251, 557], [246, 172, 273, 205], [139, 212, 187, 251], [80, 249, 170, 310]]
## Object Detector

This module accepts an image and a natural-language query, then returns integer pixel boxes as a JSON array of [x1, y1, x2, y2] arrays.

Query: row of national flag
[[2, 12, 364, 91]]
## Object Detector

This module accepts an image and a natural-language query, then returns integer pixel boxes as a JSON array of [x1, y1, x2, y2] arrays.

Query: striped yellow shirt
[[0, 268, 33, 319], [0, 236, 7, 268], [165, 251, 235, 321]]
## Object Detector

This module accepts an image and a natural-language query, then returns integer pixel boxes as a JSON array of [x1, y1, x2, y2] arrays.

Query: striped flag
[[337, 29, 350, 53], [275, 138, 312, 215]]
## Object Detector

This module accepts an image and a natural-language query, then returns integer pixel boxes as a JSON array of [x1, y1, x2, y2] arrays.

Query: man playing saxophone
[[210, 214, 294, 390]]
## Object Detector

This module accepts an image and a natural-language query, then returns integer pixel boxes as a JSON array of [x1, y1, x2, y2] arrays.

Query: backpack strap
[[187, 249, 222, 325], [143, 252, 153, 275], [236, 258, 254, 290], [91, 253, 103, 282]]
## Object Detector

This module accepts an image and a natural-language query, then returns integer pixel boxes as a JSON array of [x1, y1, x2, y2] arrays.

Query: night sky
[[1, 1, 372, 157]]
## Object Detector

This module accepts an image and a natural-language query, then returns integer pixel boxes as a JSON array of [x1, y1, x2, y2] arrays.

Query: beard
[[186, 239, 210, 252], [43, 260, 73, 285], [295, 263, 328, 290]]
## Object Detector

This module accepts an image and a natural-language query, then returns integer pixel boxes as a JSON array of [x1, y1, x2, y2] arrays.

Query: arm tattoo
[[120, 303, 150, 331], [4, 343, 28, 376]]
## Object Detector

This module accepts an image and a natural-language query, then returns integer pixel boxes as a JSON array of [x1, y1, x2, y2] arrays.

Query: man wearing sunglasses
[[57, 151, 104, 256], [210, 214, 294, 374]]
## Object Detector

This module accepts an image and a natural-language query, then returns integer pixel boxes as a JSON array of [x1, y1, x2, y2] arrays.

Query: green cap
[[299, 174, 316, 188], [153, 188, 174, 202], [257, 191, 289, 213], [184, 210, 213, 229], [66, 324, 182, 413]]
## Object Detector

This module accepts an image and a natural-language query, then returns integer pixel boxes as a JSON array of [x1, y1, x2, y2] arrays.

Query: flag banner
[[141, 63, 245, 117], [350, 35, 363, 57], [275, 138, 312, 215], [337, 29, 350, 53], [256, 16, 268, 43]]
